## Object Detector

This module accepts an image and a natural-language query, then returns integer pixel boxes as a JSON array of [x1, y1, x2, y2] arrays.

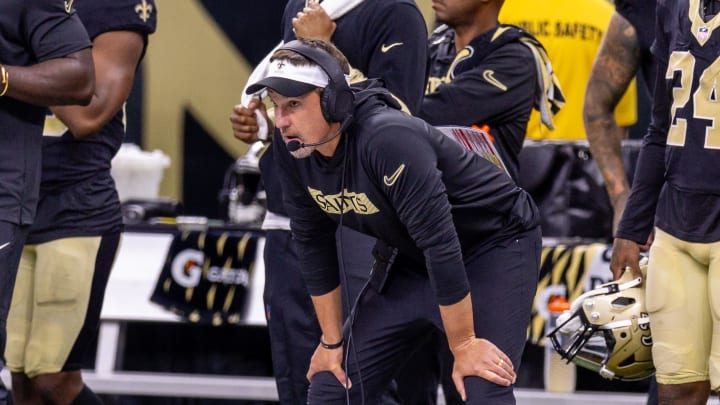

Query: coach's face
[[269, 88, 340, 159]]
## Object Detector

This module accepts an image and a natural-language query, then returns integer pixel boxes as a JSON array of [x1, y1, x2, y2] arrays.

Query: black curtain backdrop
[[126, 0, 286, 218]]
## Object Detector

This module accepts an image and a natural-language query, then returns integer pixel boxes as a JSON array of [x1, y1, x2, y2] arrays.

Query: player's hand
[[230, 99, 270, 144], [306, 342, 351, 389], [610, 237, 642, 280], [450, 337, 515, 401], [292, 3, 336, 42]]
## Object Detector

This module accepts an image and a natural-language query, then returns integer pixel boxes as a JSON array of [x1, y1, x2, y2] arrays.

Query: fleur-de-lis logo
[[135, 0, 153, 23]]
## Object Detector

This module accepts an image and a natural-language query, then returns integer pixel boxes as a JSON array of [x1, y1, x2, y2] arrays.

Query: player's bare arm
[[584, 12, 640, 233], [2, 48, 94, 106], [52, 31, 145, 138]]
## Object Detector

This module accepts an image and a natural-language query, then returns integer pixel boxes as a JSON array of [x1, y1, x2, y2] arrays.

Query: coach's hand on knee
[[306, 342, 351, 389], [450, 337, 515, 401]]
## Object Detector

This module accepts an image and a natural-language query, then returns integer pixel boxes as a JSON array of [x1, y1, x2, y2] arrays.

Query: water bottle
[[544, 295, 576, 393]]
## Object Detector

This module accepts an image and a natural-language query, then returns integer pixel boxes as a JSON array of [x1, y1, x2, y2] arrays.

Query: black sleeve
[[77, 0, 157, 40], [25, 0, 92, 62], [362, 2, 428, 114], [272, 133, 341, 296], [419, 43, 536, 127], [365, 122, 469, 305], [615, 1, 670, 243]]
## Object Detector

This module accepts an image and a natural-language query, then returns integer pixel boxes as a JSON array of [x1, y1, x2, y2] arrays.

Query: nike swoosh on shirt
[[482, 69, 508, 91], [65, 0, 75, 13], [383, 164, 406, 187], [380, 42, 404, 53], [0, 242, 10, 251]]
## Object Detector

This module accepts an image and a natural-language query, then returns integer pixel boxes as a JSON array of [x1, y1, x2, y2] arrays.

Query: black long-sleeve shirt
[[276, 85, 539, 305]]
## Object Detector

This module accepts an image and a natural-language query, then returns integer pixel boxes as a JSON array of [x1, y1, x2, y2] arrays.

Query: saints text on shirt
[[307, 187, 380, 215]]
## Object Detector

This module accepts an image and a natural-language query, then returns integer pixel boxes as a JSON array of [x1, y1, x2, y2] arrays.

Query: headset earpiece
[[280, 40, 354, 123]]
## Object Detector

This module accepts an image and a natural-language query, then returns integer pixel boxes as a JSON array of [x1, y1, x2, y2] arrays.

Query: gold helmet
[[547, 260, 654, 381]]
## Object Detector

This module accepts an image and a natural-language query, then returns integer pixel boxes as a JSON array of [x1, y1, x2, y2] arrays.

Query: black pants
[[0, 221, 29, 358], [264, 227, 400, 404], [308, 227, 541, 404]]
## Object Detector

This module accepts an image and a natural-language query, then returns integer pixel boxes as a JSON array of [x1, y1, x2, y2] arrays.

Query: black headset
[[279, 40, 354, 123]]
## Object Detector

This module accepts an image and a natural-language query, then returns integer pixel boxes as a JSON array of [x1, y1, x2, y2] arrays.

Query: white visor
[[246, 60, 329, 96]]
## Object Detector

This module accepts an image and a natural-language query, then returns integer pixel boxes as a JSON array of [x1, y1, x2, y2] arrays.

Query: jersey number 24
[[666, 51, 720, 148]]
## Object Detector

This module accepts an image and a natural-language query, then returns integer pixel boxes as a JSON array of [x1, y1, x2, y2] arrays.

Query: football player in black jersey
[[611, 0, 720, 403], [4, 1, 156, 404], [249, 38, 540, 405], [0, 0, 94, 402]]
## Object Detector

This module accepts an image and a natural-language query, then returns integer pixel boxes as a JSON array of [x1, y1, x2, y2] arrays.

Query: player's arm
[[51, 30, 145, 139], [611, 8, 671, 280], [584, 12, 640, 233], [612, 71, 668, 277], [2, 49, 94, 107], [5, 1, 94, 106]]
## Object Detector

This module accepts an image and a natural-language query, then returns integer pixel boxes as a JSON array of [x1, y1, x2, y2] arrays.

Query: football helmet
[[220, 141, 266, 226], [547, 261, 654, 381]]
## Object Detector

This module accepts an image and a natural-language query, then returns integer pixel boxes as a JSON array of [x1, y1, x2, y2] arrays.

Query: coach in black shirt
[[0, 0, 93, 400], [249, 38, 540, 405], [231, 1, 427, 402]]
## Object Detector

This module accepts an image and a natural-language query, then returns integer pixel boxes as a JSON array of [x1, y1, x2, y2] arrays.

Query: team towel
[[150, 230, 261, 326]]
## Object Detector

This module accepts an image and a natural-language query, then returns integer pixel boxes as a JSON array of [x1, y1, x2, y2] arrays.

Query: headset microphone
[[286, 129, 341, 152], [285, 117, 351, 153], [285, 141, 303, 152]]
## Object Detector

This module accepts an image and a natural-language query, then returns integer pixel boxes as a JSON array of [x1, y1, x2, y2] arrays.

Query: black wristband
[[320, 337, 344, 349]]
